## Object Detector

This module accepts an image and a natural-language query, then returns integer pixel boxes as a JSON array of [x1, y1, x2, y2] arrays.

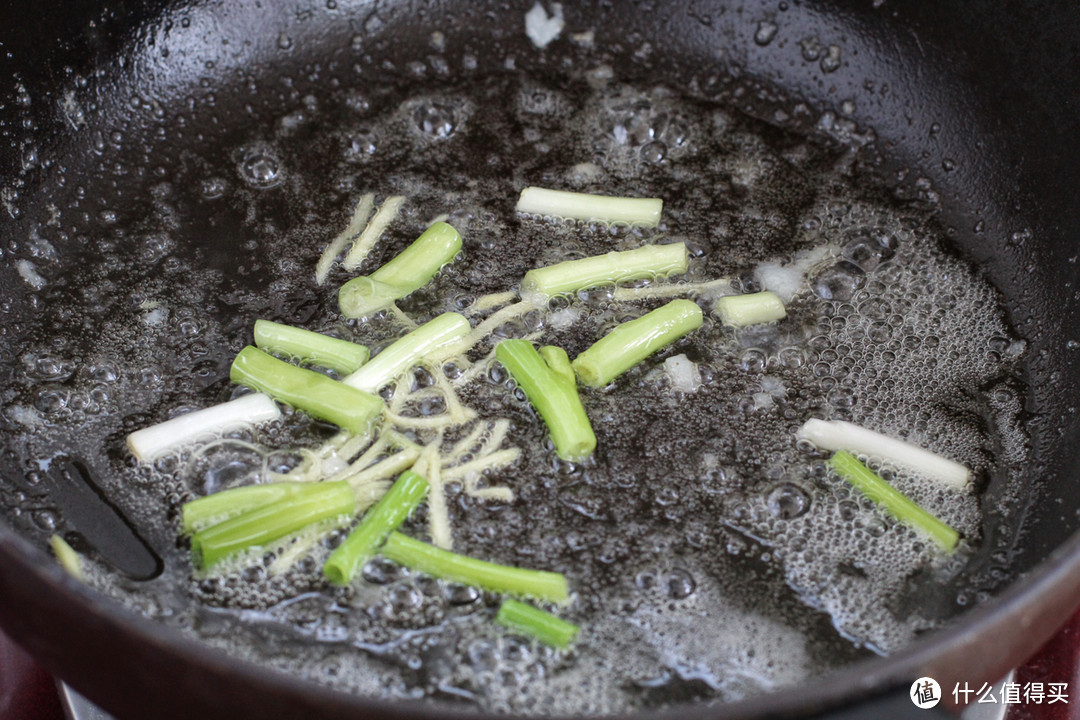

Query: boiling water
[[2, 69, 1030, 714]]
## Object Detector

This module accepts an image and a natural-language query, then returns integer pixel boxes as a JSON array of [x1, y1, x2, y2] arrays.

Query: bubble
[[32, 509, 59, 531], [345, 130, 377, 158], [641, 141, 667, 164], [362, 557, 399, 585], [608, 109, 656, 147], [34, 388, 68, 414], [445, 584, 480, 605], [767, 484, 810, 519], [778, 347, 805, 369], [487, 363, 508, 384], [664, 569, 696, 599], [739, 348, 767, 373], [389, 584, 423, 614], [468, 639, 499, 671], [867, 321, 892, 343], [418, 396, 446, 416], [800, 36, 822, 61], [184, 441, 265, 495], [33, 354, 77, 381], [843, 229, 894, 271], [812, 261, 866, 302], [414, 103, 456, 138], [655, 487, 679, 506], [239, 149, 282, 188]]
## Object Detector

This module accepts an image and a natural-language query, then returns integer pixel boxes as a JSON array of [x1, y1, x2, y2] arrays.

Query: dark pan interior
[[2, 1, 1080, 718]]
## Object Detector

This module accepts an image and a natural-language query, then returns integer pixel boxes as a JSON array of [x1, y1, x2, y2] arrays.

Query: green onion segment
[[182, 481, 334, 534], [339, 222, 463, 318], [324, 470, 430, 585], [519, 243, 687, 306], [191, 481, 357, 569], [572, 299, 703, 387], [495, 599, 579, 648], [253, 319, 369, 374], [230, 346, 383, 434], [381, 531, 569, 603], [714, 291, 786, 327], [125, 393, 281, 463], [516, 187, 663, 227], [344, 312, 471, 393], [496, 340, 596, 461], [798, 418, 971, 490], [51, 534, 84, 581], [828, 450, 959, 552]]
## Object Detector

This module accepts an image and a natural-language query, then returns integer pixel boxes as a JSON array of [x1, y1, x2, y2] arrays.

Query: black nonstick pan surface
[[2, 1, 1080, 718]]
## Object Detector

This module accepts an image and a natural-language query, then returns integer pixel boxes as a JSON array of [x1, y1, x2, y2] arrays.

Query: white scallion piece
[[126, 393, 281, 462], [516, 187, 662, 227], [714, 291, 786, 327], [796, 418, 971, 490]]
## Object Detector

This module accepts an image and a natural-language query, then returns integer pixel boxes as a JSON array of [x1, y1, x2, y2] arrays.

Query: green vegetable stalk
[[343, 312, 471, 393], [828, 450, 960, 552], [495, 599, 579, 648], [714, 291, 786, 327], [253, 319, 369, 374], [182, 481, 332, 533], [230, 346, 383, 434], [519, 243, 688, 306], [496, 340, 596, 461], [381, 531, 569, 603], [339, 222, 463, 318], [191, 481, 357, 568], [572, 299, 703, 387], [324, 470, 429, 585]]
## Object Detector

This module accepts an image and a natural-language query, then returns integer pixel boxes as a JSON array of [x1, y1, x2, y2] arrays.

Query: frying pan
[[1, 0, 1080, 718]]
